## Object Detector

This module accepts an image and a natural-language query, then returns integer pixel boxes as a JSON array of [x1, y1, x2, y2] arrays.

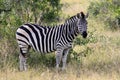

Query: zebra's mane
[[65, 12, 86, 23], [68, 15, 77, 20], [29, 14, 78, 30], [65, 15, 77, 23], [31, 20, 75, 29]]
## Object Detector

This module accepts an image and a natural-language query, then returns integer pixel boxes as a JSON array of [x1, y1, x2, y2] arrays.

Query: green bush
[[74, 31, 98, 45], [41, 0, 62, 23], [88, 0, 120, 30], [0, 0, 62, 39]]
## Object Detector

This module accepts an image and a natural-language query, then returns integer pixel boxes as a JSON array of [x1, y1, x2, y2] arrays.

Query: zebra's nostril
[[82, 31, 87, 38]]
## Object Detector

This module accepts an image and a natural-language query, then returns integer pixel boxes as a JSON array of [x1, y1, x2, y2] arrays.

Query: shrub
[[88, 0, 120, 30], [74, 31, 98, 45]]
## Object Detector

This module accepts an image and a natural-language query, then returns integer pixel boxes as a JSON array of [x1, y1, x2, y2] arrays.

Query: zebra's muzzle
[[82, 31, 87, 38]]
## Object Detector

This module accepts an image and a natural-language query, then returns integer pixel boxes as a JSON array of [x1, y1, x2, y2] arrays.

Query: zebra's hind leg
[[19, 45, 30, 71], [19, 53, 27, 71]]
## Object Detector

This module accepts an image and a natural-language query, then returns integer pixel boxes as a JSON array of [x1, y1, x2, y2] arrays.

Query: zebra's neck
[[63, 21, 79, 42]]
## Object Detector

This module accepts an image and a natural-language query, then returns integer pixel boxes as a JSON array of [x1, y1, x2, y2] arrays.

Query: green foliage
[[88, 0, 120, 30], [0, 0, 62, 39], [68, 31, 97, 64], [74, 31, 98, 45], [41, 0, 62, 23]]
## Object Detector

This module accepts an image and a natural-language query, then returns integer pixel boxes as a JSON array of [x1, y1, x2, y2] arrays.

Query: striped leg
[[19, 53, 27, 71], [62, 48, 70, 70], [55, 49, 63, 70], [19, 45, 29, 71]]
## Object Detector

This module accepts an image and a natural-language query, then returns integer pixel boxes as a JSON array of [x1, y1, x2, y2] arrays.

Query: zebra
[[16, 12, 88, 71]]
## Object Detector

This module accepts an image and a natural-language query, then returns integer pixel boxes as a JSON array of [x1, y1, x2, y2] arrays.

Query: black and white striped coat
[[16, 12, 88, 71]]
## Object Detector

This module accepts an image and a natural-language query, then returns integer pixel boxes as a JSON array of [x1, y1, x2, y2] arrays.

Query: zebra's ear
[[80, 12, 85, 19], [77, 13, 81, 19], [85, 13, 89, 18]]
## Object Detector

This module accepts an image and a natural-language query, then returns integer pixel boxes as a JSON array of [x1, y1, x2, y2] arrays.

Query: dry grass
[[0, 68, 120, 80]]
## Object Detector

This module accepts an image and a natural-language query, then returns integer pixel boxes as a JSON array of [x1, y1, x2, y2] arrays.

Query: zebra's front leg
[[55, 49, 63, 71], [62, 48, 70, 70], [19, 53, 27, 71]]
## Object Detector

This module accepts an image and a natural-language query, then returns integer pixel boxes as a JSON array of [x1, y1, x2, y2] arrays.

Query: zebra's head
[[76, 12, 88, 38]]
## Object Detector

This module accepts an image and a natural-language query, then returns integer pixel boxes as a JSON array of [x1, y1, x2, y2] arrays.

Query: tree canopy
[[0, 0, 62, 39]]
